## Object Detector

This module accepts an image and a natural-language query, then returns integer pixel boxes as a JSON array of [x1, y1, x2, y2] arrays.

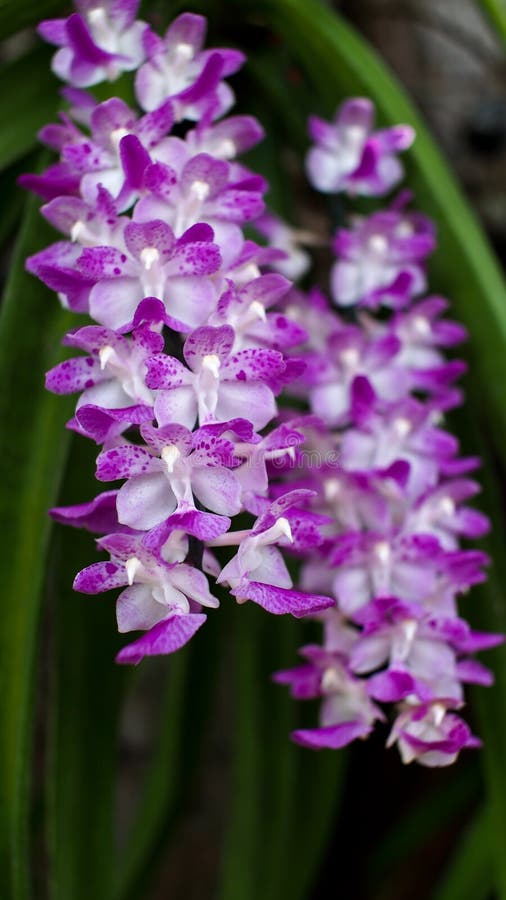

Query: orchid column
[[24, 2, 335, 665]]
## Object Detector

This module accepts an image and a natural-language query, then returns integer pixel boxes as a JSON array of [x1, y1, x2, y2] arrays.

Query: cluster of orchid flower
[[24, 0, 501, 765]]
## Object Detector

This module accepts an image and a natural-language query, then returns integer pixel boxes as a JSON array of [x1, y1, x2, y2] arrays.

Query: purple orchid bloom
[[134, 13, 245, 120], [46, 322, 160, 414], [186, 115, 264, 160], [74, 530, 218, 659], [133, 154, 265, 249], [146, 324, 288, 430], [331, 204, 435, 309], [306, 98, 414, 196], [75, 220, 221, 331], [387, 702, 481, 766], [39, 1, 147, 87], [95, 419, 246, 530], [216, 491, 334, 617], [208, 274, 306, 351], [254, 212, 313, 281]]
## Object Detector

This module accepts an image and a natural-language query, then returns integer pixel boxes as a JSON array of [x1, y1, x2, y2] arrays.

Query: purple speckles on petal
[[115, 613, 207, 664]]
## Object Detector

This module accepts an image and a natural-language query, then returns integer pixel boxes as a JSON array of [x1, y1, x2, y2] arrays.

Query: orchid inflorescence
[[24, 0, 501, 766]]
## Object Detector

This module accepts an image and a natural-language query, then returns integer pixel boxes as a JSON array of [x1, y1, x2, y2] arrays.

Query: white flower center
[[219, 138, 236, 159], [110, 127, 130, 151], [393, 417, 412, 438], [403, 619, 418, 645], [321, 666, 343, 693], [412, 316, 431, 337], [98, 344, 116, 370], [125, 556, 142, 586], [236, 263, 261, 284], [174, 42, 194, 62], [71, 220, 86, 243], [258, 516, 294, 547], [191, 180, 211, 201], [140, 247, 160, 270], [368, 234, 388, 255], [161, 444, 181, 473], [276, 516, 293, 542], [249, 300, 267, 322], [344, 125, 366, 146], [374, 541, 391, 565], [324, 478, 341, 502], [396, 220, 414, 238], [432, 703, 446, 727], [438, 496, 455, 517], [201, 354, 221, 378], [88, 7, 107, 26], [340, 347, 360, 369]]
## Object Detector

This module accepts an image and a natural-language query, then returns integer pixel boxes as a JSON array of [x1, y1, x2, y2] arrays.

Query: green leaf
[[431, 808, 494, 900], [0, 191, 73, 899], [475, 0, 506, 46], [0, 47, 60, 172], [368, 764, 480, 885], [0, 1, 64, 40], [218, 606, 345, 900], [116, 599, 226, 900], [114, 653, 189, 900], [450, 397, 506, 898], [218, 605, 276, 900], [46, 436, 127, 900]]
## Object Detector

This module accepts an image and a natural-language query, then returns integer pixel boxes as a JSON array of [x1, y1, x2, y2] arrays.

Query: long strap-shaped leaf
[[0, 48, 60, 173], [47, 436, 127, 900], [0, 193, 73, 899], [452, 396, 506, 898], [116, 615, 223, 900], [475, 0, 506, 45], [0, 1, 64, 40], [431, 808, 494, 900], [218, 605, 345, 900]]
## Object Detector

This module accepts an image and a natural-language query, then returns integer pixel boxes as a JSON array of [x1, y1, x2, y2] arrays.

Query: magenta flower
[[146, 325, 289, 430], [135, 13, 245, 120], [306, 98, 414, 196], [39, 0, 147, 87], [331, 203, 435, 308]]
